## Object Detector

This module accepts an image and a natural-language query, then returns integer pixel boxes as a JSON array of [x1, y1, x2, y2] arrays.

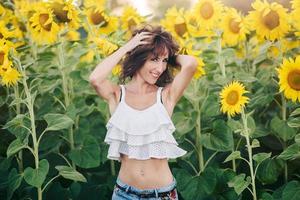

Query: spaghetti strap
[[156, 87, 163, 103], [119, 85, 126, 102]]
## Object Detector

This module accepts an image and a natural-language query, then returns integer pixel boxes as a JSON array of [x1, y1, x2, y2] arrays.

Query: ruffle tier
[[106, 102, 175, 136], [104, 124, 177, 146], [107, 141, 187, 162]]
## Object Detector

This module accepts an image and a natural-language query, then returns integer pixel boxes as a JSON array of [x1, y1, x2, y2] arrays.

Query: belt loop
[[154, 189, 158, 198]]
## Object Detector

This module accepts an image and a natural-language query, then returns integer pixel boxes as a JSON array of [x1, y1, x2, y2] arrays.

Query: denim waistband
[[116, 176, 177, 195]]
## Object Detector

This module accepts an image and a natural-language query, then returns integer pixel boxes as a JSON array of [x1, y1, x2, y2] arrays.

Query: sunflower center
[[226, 90, 239, 105], [200, 2, 214, 19], [229, 18, 240, 33], [174, 22, 187, 37], [91, 10, 108, 26], [0, 52, 4, 65], [263, 10, 280, 30], [39, 13, 52, 31], [52, 2, 71, 23], [288, 70, 300, 91]]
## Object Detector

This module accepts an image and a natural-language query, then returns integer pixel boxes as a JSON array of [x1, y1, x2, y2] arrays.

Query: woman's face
[[136, 52, 169, 84]]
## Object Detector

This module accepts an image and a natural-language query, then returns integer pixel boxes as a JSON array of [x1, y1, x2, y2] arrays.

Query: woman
[[89, 25, 197, 199]]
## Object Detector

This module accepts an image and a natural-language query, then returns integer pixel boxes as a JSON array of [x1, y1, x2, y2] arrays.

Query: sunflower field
[[1, 0, 300, 199]]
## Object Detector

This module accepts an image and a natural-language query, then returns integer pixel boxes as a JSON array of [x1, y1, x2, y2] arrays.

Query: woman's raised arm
[[165, 54, 198, 106], [88, 32, 152, 101]]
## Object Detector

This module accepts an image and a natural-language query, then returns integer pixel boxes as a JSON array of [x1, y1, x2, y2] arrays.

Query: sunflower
[[268, 38, 300, 59], [65, 30, 80, 41], [0, 21, 12, 40], [221, 7, 249, 47], [80, 50, 95, 63], [28, 2, 60, 45], [0, 4, 5, 17], [178, 39, 205, 79], [91, 36, 118, 56], [120, 6, 145, 38], [84, 0, 107, 10], [160, 6, 189, 41], [194, 57, 206, 79], [291, 0, 300, 35], [185, 11, 215, 40], [85, 6, 109, 27], [192, 0, 224, 31], [1, 66, 21, 87], [0, 57, 12, 77], [50, 0, 80, 29], [277, 56, 300, 102], [84, 5, 118, 35], [246, 0, 290, 42], [0, 40, 9, 66], [220, 81, 249, 117], [112, 64, 122, 76]]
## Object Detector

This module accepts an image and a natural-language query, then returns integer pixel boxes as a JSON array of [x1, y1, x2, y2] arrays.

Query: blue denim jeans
[[112, 176, 179, 200]]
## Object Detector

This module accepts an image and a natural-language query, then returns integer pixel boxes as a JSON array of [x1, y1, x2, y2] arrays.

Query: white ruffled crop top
[[104, 84, 187, 162]]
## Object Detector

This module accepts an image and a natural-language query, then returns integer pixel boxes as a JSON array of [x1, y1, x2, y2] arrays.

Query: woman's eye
[[151, 58, 159, 61]]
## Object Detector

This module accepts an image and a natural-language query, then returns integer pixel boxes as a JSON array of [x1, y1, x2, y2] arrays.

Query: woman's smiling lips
[[151, 72, 160, 78]]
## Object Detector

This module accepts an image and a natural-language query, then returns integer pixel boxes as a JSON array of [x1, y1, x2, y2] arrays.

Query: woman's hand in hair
[[123, 32, 153, 52]]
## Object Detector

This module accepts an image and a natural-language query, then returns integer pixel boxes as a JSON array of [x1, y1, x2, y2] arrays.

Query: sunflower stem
[[13, 85, 24, 173], [84, 16, 101, 62], [228, 114, 236, 172], [16, 58, 42, 200], [57, 34, 76, 169], [281, 93, 288, 183], [243, 40, 251, 74], [241, 108, 257, 200], [194, 101, 204, 173], [217, 31, 226, 77]]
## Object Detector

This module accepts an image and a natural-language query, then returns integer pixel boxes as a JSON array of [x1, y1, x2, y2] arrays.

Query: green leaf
[[202, 120, 233, 151], [270, 116, 296, 141], [224, 151, 241, 163], [295, 134, 300, 144], [202, 94, 220, 117], [3, 114, 31, 140], [260, 192, 274, 200], [227, 118, 243, 132], [55, 166, 87, 182], [253, 152, 272, 165], [228, 174, 251, 195], [287, 117, 300, 128], [278, 144, 300, 160], [235, 72, 257, 83], [68, 135, 100, 168], [251, 139, 260, 148], [44, 113, 74, 131], [282, 181, 300, 200], [7, 168, 23, 200], [176, 167, 217, 200], [290, 108, 300, 117], [256, 158, 284, 185], [172, 111, 195, 135], [6, 138, 28, 157], [24, 159, 49, 187]]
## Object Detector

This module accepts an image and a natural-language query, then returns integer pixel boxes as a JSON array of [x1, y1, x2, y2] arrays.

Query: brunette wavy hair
[[119, 25, 179, 87]]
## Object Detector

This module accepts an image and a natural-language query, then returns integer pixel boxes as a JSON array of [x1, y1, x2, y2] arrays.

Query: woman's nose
[[157, 61, 166, 72]]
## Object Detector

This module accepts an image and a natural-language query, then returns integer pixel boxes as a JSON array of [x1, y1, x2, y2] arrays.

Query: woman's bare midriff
[[118, 153, 174, 190]]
